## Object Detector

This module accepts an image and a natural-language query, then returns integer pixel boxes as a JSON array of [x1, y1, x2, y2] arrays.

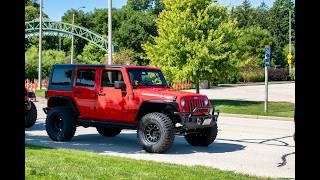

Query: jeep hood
[[134, 87, 207, 100]]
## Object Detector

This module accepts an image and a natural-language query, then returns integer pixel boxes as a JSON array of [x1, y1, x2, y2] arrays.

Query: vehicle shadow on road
[[218, 136, 295, 148], [26, 126, 245, 155], [25, 120, 46, 131]]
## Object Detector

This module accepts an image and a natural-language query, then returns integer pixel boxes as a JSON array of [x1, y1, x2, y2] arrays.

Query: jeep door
[[95, 68, 129, 122], [73, 67, 98, 119]]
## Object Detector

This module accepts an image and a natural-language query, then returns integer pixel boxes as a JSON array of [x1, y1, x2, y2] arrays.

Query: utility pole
[[288, 9, 292, 75], [71, 13, 75, 64], [38, 0, 43, 90], [108, 0, 112, 65]]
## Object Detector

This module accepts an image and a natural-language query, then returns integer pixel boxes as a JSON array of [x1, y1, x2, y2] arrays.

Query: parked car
[[43, 64, 220, 153]]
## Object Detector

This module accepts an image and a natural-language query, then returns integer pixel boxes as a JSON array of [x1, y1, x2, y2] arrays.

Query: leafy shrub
[[239, 68, 264, 82], [238, 68, 290, 82], [268, 68, 289, 81]]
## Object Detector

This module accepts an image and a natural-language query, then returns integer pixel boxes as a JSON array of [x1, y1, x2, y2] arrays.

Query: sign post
[[264, 45, 271, 113]]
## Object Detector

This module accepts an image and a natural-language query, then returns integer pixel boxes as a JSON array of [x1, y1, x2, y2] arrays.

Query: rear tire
[[137, 112, 174, 153], [96, 127, 121, 137], [46, 107, 76, 141], [184, 124, 218, 146], [25, 101, 37, 128]]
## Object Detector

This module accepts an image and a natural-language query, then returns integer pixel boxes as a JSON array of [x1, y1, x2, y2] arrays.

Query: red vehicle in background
[[44, 64, 220, 153], [25, 88, 37, 128]]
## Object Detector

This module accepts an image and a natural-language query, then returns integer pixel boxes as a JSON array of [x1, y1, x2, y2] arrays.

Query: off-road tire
[[46, 107, 76, 141], [137, 112, 175, 153], [96, 127, 122, 137], [184, 124, 218, 146], [25, 101, 37, 128]]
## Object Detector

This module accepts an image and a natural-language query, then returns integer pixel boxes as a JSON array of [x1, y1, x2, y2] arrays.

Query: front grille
[[184, 97, 208, 114], [187, 98, 204, 112]]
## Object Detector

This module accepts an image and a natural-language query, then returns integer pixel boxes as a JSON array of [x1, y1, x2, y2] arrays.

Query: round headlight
[[204, 98, 209, 106], [181, 99, 185, 107]]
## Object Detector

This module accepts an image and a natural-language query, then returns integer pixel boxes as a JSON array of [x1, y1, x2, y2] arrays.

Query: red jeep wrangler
[[44, 64, 219, 153]]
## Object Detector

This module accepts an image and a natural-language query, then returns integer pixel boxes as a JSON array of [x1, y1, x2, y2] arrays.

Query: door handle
[[97, 92, 106, 96], [74, 90, 82, 94]]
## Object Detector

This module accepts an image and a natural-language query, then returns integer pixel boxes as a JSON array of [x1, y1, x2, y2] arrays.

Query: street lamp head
[[77, 6, 86, 10]]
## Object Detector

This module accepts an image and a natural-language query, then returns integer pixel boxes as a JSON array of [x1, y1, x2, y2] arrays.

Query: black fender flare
[[47, 96, 79, 115], [135, 100, 180, 122]]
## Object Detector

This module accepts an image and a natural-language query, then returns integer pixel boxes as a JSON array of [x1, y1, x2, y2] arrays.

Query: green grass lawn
[[212, 99, 294, 118], [25, 144, 271, 180]]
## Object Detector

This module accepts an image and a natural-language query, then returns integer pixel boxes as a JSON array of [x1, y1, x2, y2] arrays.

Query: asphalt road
[[185, 82, 295, 103], [25, 101, 295, 179]]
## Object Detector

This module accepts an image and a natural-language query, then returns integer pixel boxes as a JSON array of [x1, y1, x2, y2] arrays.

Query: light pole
[[288, 8, 292, 75], [38, 0, 43, 90], [107, 0, 112, 65], [71, 6, 85, 64]]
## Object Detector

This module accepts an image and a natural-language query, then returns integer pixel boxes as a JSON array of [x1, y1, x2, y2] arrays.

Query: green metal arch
[[25, 18, 117, 52]]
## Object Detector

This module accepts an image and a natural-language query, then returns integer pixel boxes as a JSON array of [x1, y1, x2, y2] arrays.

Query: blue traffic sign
[[265, 47, 271, 67]]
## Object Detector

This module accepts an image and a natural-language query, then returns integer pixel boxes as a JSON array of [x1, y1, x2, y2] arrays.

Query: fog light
[[197, 118, 202, 125], [175, 123, 183, 127]]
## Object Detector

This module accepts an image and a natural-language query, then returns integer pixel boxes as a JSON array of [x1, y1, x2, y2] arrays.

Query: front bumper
[[174, 106, 219, 130]]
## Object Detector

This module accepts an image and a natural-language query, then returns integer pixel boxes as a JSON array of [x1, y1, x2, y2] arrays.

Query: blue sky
[[42, 0, 275, 21]]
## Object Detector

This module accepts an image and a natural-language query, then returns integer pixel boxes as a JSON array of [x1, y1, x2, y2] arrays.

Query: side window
[[101, 70, 123, 87], [51, 68, 73, 85], [76, 69, 96, 87]]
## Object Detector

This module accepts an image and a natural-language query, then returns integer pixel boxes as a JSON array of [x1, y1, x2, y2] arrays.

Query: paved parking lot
[[26, 101, 295, 178]]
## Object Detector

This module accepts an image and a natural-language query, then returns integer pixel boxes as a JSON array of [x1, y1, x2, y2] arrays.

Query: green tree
[[236, 26, 272, 68], [101, 49, 138, 65], [127, 0, 152, 11], [143, 0, 239, 93], [153, 0, 165, 15], [250, 2, 269, 29], [25, 5, 39, 21], [113, 8, 157, 64], [80, 43, 105, 64], [268, 0, 295, 67], [231, 0, 253, 28], [25, 46, 67, 79], [25, 0, 49, 51], [61, 9, 91, 57]]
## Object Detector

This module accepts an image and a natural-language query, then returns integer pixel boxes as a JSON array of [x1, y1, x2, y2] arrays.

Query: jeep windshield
[[127, 68, 168, 87]]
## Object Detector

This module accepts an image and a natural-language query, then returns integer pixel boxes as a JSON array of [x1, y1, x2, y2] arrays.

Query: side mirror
[[114, 81, 126, 91]]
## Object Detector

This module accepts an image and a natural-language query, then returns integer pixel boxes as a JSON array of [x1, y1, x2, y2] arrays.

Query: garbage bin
[[200, 80, 209, 89]]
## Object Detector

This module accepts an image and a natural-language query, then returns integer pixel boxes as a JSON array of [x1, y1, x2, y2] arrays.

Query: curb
[[219, 113, 294, 121]]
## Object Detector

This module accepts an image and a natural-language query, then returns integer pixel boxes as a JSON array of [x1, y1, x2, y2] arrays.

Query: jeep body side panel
[[72, 66, 98, 119], [94, 67, 135, 122]]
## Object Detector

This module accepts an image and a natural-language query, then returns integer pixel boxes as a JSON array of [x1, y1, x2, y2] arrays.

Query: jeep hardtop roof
[[52, 64, 160, 70]]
